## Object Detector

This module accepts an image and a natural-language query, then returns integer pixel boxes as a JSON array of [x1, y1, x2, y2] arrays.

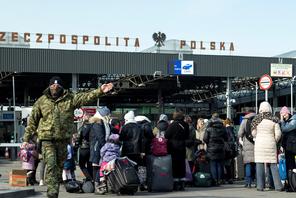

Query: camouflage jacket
[[23, 88, 104, 142]]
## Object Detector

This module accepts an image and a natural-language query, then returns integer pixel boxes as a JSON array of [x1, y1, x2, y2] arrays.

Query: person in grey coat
[[238, 110, 256, 188]]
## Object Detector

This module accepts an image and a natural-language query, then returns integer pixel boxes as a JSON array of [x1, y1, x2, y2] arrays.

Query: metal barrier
[[0, 143, 21, 160], [0, 143, 21, 147]]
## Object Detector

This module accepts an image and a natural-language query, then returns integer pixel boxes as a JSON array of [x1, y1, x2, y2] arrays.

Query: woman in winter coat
[[279, 106, 296, 191], [223, 118, 237, 184], [203, 113, 228, 186], [135, 115, 154, 190], [165, 111, 189, 191], [89, 115, 106, 191], [153, 114, 169, 137], [251, 101, 283, 191], [135, 115, 154, 156], [196, 118, 207, 151], [184, 115, 197, 170], [78, 114, 93, 181], [119, 110, 144, 165], [238, 110, 256, 188]]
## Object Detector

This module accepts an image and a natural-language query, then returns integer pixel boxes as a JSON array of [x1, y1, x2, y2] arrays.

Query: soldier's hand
[[100, 83, 113, 93]]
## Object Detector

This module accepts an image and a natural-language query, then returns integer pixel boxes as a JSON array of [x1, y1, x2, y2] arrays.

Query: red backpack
[[151, 132, 168, 156]]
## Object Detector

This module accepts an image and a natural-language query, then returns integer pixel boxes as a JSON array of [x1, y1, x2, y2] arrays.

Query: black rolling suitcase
[[146, 155, 173, 192], [288, 170, 296, 192], [107, 157, 140, 195]]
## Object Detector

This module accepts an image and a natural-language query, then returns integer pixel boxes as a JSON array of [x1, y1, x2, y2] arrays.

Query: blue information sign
[[168, 60, 194, 75]]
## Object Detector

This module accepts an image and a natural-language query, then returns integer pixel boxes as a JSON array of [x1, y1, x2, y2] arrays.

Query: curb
[[0, 188, 35, 198]]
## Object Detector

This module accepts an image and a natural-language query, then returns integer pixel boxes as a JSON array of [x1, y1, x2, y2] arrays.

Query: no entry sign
[[259, 74, 273, 90]]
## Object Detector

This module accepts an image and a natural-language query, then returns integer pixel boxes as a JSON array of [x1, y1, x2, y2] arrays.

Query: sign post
[[259, 74, 273, 102]]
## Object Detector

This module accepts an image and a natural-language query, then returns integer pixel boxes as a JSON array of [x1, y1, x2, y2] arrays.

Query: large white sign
[[181, 61, 194, 75], [270, 63, 293, 77]]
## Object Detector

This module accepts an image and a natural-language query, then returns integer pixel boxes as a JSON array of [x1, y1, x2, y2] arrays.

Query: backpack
[[244, 117, 255, 144], [151, 132, 168, 156]]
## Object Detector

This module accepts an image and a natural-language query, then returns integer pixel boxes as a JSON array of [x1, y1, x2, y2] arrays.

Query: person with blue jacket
[[279, 106, 296, 191]]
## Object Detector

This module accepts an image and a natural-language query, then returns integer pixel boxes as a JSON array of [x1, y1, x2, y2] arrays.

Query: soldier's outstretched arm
[[72, 83, 113, 108]]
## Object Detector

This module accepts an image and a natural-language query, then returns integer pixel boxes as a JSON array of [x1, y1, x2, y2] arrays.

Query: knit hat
[[259, 101, 272, 113], [159, 114, 168, 122], [108, 134, 119, 143], [97, 106, 110, 117], [49, 76, 64, 87], [135, 115, 151, 123], [124, 110, 135, 122], [280, 106, 290, 115]]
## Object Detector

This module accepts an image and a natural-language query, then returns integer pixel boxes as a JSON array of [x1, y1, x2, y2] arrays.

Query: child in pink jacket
[[19, 142, 37, 185]]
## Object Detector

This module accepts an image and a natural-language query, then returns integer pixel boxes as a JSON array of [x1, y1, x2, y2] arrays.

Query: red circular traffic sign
[[74, 108, 84, 119], [259, 74, 273, 90]]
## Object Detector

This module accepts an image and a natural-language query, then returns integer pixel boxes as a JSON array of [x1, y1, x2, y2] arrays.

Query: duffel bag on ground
[[64, 180, 81, 193], [81, 180, 94, 193], [193, 172, 212, 187]]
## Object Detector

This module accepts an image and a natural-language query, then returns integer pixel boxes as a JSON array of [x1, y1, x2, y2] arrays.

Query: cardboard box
[[9, 169, 27, 187]]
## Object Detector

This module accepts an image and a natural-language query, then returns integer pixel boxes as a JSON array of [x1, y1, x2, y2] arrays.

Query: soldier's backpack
[[245, 117, 255, 144]]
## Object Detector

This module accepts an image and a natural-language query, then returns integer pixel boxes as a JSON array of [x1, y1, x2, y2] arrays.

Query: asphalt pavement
[[1, 158, 295, 198]]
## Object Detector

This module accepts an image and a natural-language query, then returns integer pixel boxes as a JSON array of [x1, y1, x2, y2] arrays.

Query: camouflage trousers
[[42, 140, 68, 198]]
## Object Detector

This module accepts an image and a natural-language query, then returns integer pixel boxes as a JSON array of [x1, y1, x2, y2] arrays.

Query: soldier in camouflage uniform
[[22, 76, 113, 198]]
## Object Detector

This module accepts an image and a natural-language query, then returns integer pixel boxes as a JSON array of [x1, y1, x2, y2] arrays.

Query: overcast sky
[[1, 0, 295, 57]]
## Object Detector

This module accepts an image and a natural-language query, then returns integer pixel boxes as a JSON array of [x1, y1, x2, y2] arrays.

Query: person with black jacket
[[120, 111, 144, 166], [165, 111, 189, 191], [280, 106, 296, 192], [135, 115, 154, 191], [89, 113, 107, 194], [153, 114, 169, 137], [78, 114, 93, 181], [203, 113, 228, 186]]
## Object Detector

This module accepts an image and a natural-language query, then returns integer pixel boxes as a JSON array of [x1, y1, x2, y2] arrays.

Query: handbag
[[278, 154, 287, 180], [224, 142, 238, 159]]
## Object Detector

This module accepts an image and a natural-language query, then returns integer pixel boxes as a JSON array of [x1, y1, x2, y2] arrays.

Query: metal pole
[[291, 76, 296, 115], [72, 73, 78, 93], [265, 90, 268, 102], [291, 80, 293, 115], [255, 82, 258, 114], [12, 75, 17, 143], [226, 77, 231, 119]]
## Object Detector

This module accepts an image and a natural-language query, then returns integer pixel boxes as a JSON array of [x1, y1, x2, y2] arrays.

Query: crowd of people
[[238, 102, 296, 192], [19, 76, 296, 197]]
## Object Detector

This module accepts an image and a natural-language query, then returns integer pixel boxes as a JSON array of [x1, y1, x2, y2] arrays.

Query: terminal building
[[0, 31, 296, 148]]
